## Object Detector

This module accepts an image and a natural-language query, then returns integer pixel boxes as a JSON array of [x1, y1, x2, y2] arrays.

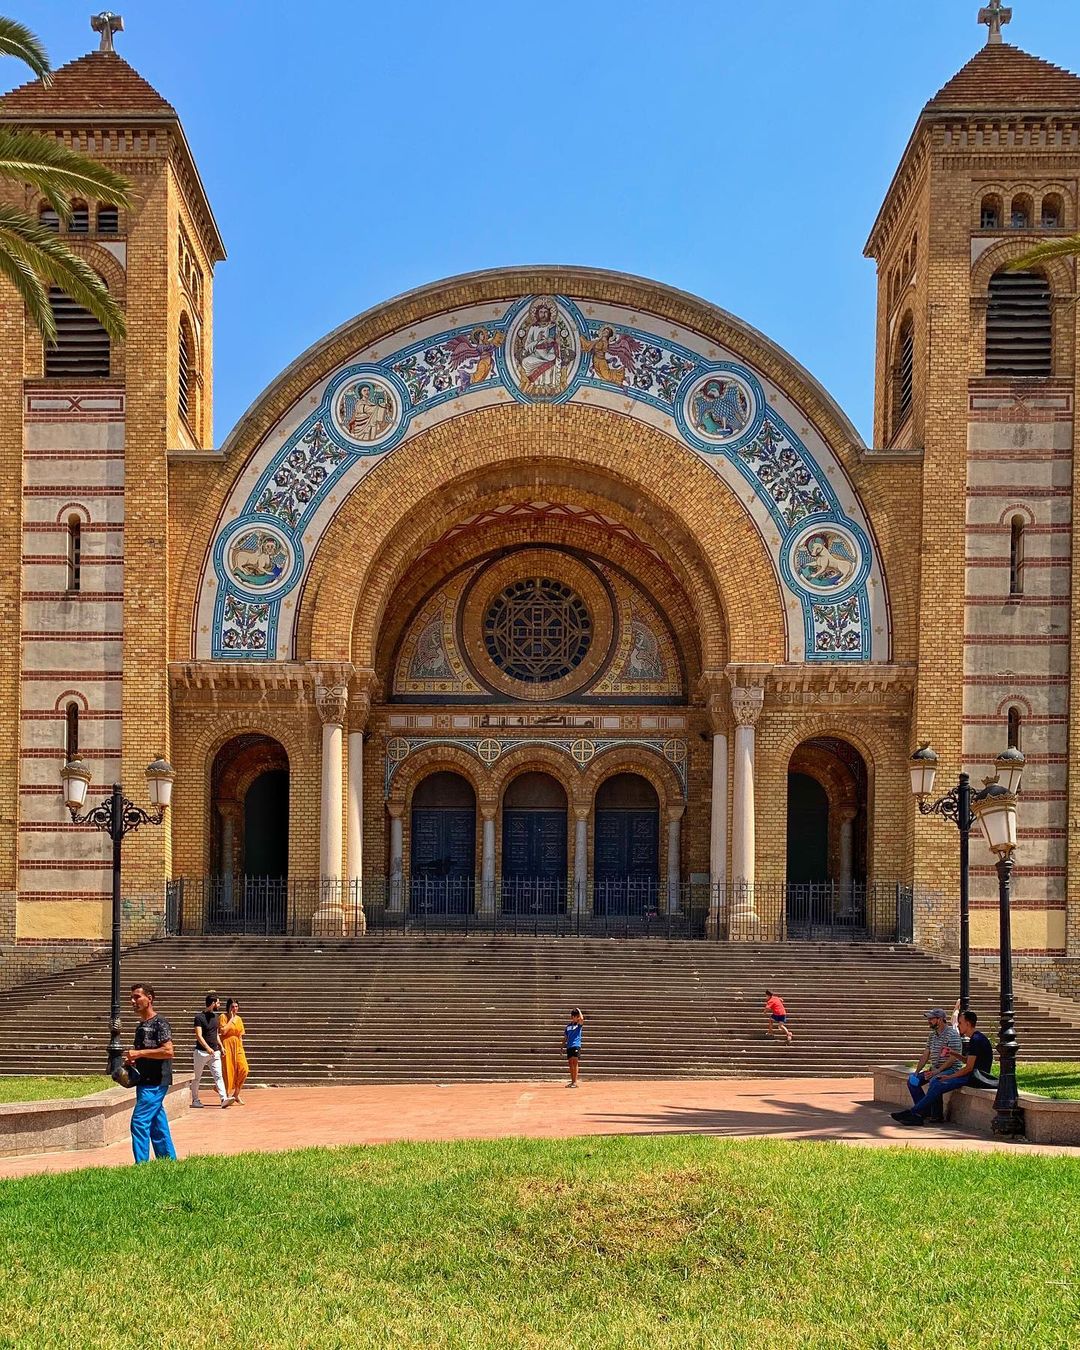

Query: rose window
[[483, 577, 592, 683]]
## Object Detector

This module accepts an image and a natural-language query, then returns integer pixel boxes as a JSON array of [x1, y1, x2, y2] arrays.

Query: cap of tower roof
[[926, 41, 1080, 111], [0, 49, 175, 118]]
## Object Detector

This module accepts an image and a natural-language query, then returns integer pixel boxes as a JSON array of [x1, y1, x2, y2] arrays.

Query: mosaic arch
[[195, 278, 889, 664]]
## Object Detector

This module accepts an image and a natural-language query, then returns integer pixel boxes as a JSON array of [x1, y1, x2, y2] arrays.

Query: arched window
[[64, 702, 79, 760], [1007, 705, 1022, 751], [38, 202, 59, 232], [1009, 515, 1025, 595], [96, 205, 119, 234], [68, 201, 89, 234], [45, 287, 110, 377], [892, 314, 914, 435], [1041, 193, 1064, 229], [67, 515, 82, 591], [1010, 194, 1033, 229], [985, 270, 1052, 376], [178, 316, 193, 428], [980, 194, 1002, 229]]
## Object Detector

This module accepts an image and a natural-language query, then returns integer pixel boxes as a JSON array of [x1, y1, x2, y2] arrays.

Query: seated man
[[899, 1007, 963, 1121], [892, 1009, 996, 1127]]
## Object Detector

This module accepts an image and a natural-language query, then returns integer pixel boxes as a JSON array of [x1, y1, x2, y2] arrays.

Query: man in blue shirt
[[892, 1010, 997, 1127], [564, 1008, 584, 1088]]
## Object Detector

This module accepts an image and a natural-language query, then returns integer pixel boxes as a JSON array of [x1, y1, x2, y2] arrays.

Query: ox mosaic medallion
[[200, 291, 887, 663]]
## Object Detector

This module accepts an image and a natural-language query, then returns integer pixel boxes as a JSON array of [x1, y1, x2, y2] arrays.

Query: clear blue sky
[[9, 1, 1080, 445]]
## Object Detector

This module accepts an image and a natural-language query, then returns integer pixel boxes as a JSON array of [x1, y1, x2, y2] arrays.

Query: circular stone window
[[483, 577, 592, 684]]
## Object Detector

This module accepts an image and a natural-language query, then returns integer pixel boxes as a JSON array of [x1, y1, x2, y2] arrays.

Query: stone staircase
[[1, 936, 1079, 1084]]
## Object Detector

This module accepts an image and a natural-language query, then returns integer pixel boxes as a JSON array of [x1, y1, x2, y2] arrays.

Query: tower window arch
[[38, 202, 59, 232], [1008, 515, 1025, 595], [985, 270, 1051, 377], [1010, 194, 1033, 229], [1007, 705, 1022, 751], [96, 204, 119, 234], [45, 286, 111, 378], [66, 514, 82, 591], [64, 701, 79, 760], [891, 313, 914, 436], [980, 194, 1002, 229], [1041, 193, 1064, 229], [68, 201, 89, 234]]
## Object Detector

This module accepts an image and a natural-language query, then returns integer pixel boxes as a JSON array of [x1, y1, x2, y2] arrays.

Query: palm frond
[[0, 203, 126, 342], [0, 239, 54, 343], [0, 129, 133, 210], [1005, 234, 1080, 271], [0, 17, 51, 83]]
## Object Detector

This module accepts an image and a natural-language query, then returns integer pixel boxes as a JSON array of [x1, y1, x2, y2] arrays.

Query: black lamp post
[[908, 743, 1025, 1011], [971, 778, 1024, 1137], [60, 755, 175, 1079]]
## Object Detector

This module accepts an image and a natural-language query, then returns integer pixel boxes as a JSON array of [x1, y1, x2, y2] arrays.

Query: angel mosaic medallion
[[226, 527, 292, 591], [790, 527, 861, 591], [333, 375, 399, 446]]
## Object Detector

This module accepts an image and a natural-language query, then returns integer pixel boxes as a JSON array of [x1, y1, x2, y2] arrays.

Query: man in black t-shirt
[[892, 1010, 997, 1126], [123, 981, 177, 1162], [191, 990, 231, 1107]]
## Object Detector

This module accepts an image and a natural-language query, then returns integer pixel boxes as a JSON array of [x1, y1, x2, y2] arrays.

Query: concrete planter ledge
[[873, 1065, 1080, 1146], [0, 1074, 192, 1158]]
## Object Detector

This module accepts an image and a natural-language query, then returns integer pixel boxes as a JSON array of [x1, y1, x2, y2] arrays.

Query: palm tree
[[1008, 234, 1080, 272], [0, 16, 130, 345]]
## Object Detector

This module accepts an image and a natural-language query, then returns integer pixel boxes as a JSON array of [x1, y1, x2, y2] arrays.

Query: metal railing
[[165, 877, 914, 943]]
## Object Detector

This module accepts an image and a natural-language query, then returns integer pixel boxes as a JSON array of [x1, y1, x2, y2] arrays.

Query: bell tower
[[0, 14, 224, 947], [866, 4, 1080, 963]]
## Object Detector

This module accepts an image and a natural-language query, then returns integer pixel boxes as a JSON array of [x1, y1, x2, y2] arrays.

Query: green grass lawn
[[0, 1076, 113, 1104], [1, 1136, 1077, 1349], [1017, 1062, 1080, 1100]]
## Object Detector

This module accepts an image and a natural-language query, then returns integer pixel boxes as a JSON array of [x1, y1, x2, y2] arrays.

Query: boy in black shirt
[[892, 1010, 997, 1126], [191, 991, 231, 1107], [123, 981, 177, 1162]]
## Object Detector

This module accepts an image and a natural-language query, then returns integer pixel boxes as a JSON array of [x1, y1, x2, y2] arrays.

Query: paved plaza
[[3, 1076, 1077, 1180]]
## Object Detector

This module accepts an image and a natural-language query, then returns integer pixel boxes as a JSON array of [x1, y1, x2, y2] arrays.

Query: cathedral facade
[[2, 17, 1079, 993]]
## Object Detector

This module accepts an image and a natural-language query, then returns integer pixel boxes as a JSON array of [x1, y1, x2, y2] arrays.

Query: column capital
[[386, 800, 405, 820], [316, 681, 349, 726], [667, 803, 686, 824], [348, 668, 379, 731], [730, 685, 764, 728], [480, 802, 498, 821]]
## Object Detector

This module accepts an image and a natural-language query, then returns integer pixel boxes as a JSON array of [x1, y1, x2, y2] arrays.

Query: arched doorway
[[786, 737, 868, 935], [501, 771, 568, 914], [410, 771, 476, 914], [593, 773, 660, 915], [210, 734, 290, 932]]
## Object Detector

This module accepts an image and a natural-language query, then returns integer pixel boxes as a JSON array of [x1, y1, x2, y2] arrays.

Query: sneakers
[[890, 1109, 926, 1127], [189, 1100, 205, 1108], [220, 1098, 233, 1108], [566, 1081, 578, 1088]]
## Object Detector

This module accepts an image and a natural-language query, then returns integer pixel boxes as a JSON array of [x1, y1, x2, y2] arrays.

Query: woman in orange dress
[[219, 997, 249, 1103]]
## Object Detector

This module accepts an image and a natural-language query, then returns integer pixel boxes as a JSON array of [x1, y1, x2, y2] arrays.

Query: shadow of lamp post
[[60, 755, 175, 1079]]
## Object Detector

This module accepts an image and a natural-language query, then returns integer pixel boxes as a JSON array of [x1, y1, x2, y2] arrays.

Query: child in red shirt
[[763, 990, 793, 1043]]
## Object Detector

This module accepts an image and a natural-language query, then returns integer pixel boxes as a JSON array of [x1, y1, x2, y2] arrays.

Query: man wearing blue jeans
[[123, 981, 177, 1162], [892, 1010, 997, 1127]]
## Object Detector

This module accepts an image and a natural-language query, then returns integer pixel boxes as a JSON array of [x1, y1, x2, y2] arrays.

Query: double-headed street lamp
[[60, 755, 175, 1079], [909, 741, 1025, 1137], [908, 743, 1024, 1009]]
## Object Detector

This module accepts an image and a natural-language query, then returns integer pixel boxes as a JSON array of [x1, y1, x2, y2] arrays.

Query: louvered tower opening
[[178, 320, 191, 426], [45, 288, 110, 378], [891, 316, 914, 436], [69, 201, 89, 234], [97, 205, 119, 234], [986, 271, 1052, 377]]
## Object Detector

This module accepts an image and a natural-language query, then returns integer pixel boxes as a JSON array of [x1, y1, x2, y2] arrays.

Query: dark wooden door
[[410, 807, 475, 913], [593, 809, 659, 914], [501, 809, 567, 914]]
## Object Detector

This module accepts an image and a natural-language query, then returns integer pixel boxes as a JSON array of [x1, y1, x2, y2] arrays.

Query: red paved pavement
[[2, 1077, 1076, 1179]]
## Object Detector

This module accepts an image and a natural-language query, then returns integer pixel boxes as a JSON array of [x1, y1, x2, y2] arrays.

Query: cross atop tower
[[90, 11, 124, 53], [978, 0, 1012, 45]]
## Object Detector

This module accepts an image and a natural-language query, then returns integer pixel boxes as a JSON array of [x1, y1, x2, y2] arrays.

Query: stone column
[[573, 810, 589, 915], [480, 807, 496, 913], [838, 807, 856, 916], [387, 802, 405, 912], [666, 805, 684, 913], [218, 800, 240, 917], [708, 730, 729, 934], [346, 731, 364, 932], [729, 685, 764, 922], [314, 682, 347, 935]]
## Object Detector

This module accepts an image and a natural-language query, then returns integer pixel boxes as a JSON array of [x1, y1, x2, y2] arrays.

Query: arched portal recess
[[786, 737, 868, 936], [593, 773, 660, 916], [410, 771, 476, 915], [502, 772, 568, 915], [210, 734, 290, 933]]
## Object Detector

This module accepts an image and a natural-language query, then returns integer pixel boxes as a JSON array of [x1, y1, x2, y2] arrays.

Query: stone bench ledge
[[874, 1064, 1080, 1145], [0, 1074, 192, 1157]]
